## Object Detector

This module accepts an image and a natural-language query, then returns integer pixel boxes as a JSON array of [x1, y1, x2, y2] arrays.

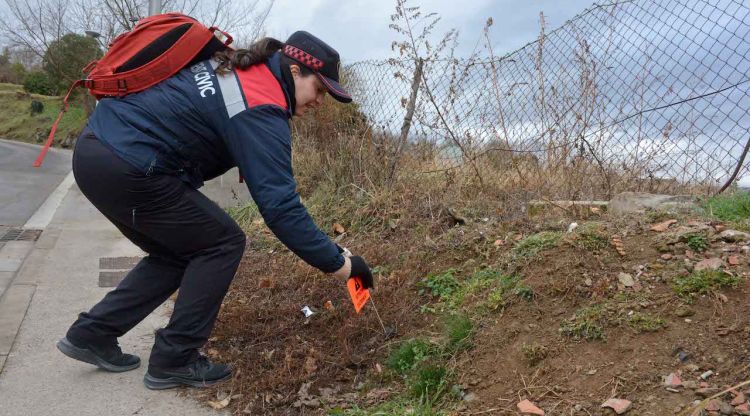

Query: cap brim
[[316, 73, 352, 103]]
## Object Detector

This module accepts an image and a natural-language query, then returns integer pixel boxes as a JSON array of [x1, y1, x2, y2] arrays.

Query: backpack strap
[[33, 80, 83, 167]]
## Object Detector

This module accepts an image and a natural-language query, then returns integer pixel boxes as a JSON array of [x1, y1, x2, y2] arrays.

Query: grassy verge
[[0, 82, 87, 145], [705, 191, 750, 231]]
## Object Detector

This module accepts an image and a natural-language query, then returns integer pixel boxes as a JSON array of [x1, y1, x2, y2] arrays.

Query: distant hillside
[[0, 83, 87, 146]]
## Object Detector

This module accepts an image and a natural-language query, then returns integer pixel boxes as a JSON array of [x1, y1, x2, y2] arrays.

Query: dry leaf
[[333, 222, 346, 235], [208, 396, 231, 410], [323, 300, 334, 310], [304, 355, 318, 374], [650, 219, 677, 232], [611, 235, 626, 256], [207, 348, 220, 358], [493, 239, 504, 246], [259, 278, 275, 288]]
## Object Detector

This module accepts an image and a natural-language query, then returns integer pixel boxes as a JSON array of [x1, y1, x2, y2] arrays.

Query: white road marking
[[23, 171, 75, 230]]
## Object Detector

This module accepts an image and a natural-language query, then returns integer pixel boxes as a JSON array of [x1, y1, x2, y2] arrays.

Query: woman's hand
[[332, 255, 374, 289]]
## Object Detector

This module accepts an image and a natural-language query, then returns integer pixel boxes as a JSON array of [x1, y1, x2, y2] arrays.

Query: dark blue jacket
[[87, 52, 345, 273]]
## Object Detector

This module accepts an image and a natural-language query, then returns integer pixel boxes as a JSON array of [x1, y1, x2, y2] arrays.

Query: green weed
[[226, 201, 259, 230], [443, 313, 473, 351], [485, 287, 505, 310], [482, 274, 531, 310], [560, 305, 607, 341], [386, 339, 435, 375], [419, 270, 460, 300], [626, 312, 667, 333], [409, 365, 450, 400], [576, 223, 609, 251], [521, 343, 549, 366], [512, 231, 562, 259], [685, 233, 709, 252], [672, 270, 741, 301]]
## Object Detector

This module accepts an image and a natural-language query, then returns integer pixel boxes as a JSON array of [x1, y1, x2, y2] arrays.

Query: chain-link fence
[[341, 0, 750, 200]]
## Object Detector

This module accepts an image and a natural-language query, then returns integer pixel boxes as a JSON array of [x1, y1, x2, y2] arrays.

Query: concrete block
[[0, 241, 34, 260], [0, 284, 36, 355], [0, 259, 22, 272]]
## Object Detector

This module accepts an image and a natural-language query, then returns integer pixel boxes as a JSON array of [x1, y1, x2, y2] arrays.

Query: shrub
[[23, 71, 57, 95]]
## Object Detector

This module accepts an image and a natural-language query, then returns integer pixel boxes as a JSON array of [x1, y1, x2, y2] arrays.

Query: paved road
[[0, 140, 72, 228]]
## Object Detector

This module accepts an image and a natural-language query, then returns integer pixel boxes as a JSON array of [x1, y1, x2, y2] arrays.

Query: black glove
[[349, 255, 374, 290]]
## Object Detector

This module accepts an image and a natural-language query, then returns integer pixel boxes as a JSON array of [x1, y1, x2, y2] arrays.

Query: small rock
[[700, 370, 715, 380], [714, 224, 726, 232], [736, 403, 750, 416], [741, 245, 750, 254], [719, 230, 750, 243], [686, 249, 696, 259], [695, 258, 723, 271], [601, 398, 632, 414], [675, 305, 694, 317], [728, 255, 740, 266], [517, 399, 545, 415], [705, 399, 722, 412], [650, 219, 678, 232], [664, 372, 682, 388], [568, 222, 578, 233], [661, 253, 673, 260], [618, 272, 635, 287], [584, 278, 593, 286], [719, 400, 734, 415], [463, 392, 478, 402], [731, 392, 746, 406]]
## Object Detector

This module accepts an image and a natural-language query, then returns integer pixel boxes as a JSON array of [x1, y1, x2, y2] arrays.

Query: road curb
[[0, 284, 36, 374]]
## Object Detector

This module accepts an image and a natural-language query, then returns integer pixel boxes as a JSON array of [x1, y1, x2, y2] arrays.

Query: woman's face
[[290, 65, 326, 117]]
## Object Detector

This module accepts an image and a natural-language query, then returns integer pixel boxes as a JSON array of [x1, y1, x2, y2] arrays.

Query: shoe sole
[[56, 337, 140, 373], [143, 372, 232, 390]]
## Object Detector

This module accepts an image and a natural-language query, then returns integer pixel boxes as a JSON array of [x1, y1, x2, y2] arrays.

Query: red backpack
[[34, 12, 233, 167]]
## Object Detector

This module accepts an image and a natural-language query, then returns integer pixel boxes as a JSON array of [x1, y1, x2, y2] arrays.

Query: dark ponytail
[[213, 37, 284, 73]]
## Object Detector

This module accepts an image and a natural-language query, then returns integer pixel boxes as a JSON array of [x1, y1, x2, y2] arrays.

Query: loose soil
[[193, 210, 750, 415]]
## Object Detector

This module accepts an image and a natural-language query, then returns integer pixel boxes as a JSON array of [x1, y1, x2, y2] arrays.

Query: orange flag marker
[[347, 276, 370, 313]]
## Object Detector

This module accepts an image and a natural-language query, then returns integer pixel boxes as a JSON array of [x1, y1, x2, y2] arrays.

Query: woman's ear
[[289, 64, 301, 79]]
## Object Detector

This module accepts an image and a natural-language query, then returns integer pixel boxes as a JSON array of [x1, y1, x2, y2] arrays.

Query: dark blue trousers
[[66, 128, 246, 368]]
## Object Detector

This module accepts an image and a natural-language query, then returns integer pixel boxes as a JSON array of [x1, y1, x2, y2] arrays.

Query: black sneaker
[[56, 336, 141, 372], [143, 355, 232, 390]]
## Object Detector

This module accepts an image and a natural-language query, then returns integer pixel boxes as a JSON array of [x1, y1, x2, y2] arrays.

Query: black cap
[[283, 31, 352, 103]]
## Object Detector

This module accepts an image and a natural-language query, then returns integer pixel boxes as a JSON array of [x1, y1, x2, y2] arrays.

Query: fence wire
[[341, 0, 750, 200]]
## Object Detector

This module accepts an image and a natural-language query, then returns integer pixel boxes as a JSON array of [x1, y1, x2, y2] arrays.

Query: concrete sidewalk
[[0, 184, 228, 415]]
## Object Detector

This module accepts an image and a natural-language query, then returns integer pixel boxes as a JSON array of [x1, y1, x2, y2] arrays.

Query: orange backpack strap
[[33, 80, 84, 168]]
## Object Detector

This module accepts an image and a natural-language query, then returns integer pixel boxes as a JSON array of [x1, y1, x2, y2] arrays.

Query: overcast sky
[[263, 0, 597, 63]]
